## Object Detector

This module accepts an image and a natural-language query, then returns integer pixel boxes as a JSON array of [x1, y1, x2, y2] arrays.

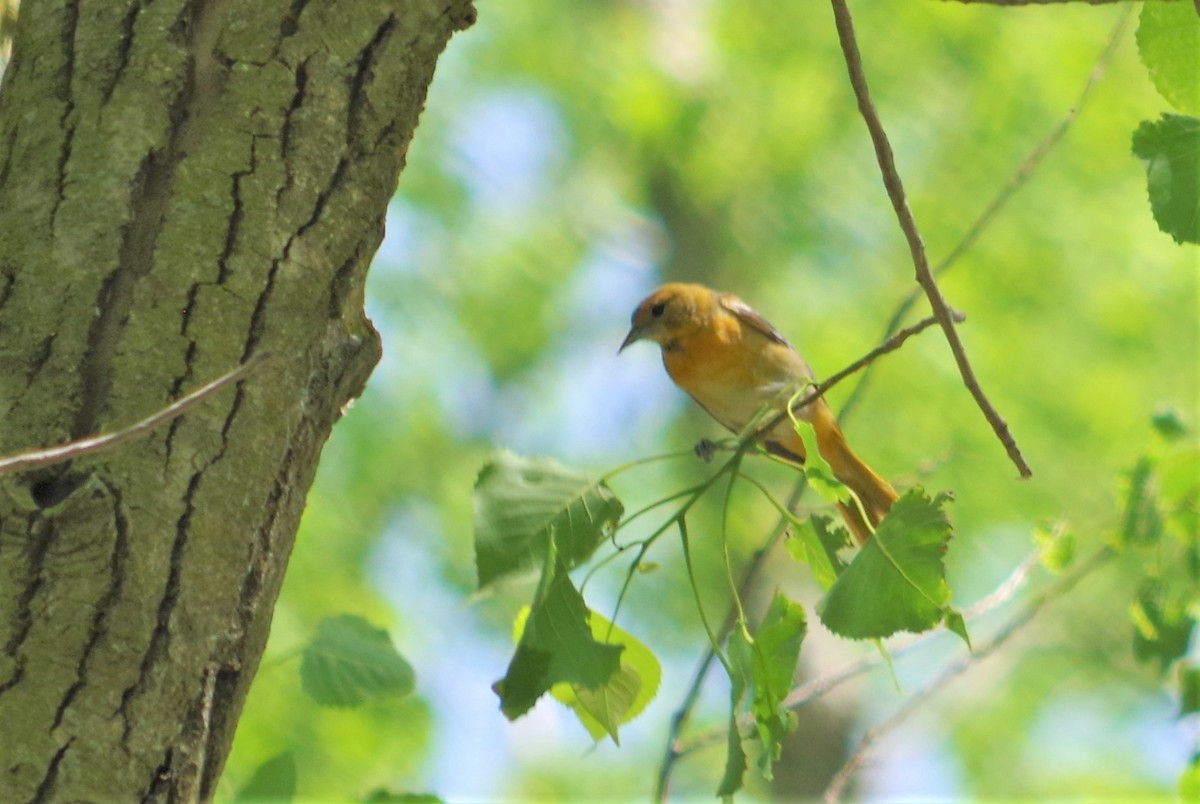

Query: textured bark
[[0, 0, 473, 800]]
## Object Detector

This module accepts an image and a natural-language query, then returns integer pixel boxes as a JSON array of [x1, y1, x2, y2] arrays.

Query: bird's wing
[[718, 294, 791, 348]]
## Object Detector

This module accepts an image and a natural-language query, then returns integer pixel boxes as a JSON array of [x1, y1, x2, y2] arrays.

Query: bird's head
[[619, 283, 713, 353]]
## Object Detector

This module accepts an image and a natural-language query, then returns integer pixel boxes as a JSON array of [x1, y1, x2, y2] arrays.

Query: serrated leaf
[[1131, 113, 1200, 245], [493, 550, 623, 720], [300, 615, 415, 708], [1137, 1, 1200, 115], [819, 489, 955, 640], [717, 629, 753, 801], [235, 752, 296, 802], [473, 452, 624, 589], [748, 592, 806, 779], [786, 515, 850, 591], [549, 611, 662, 744]]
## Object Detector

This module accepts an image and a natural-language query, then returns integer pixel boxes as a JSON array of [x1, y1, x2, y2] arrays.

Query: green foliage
[[744, 593, 806, 779], [1137, 1, 1200, 115], [493, 547, 623, 720], [227, 0, 1198, 799], [548, 610, 662, 745], [786, 514, 849, 591], [1131, 114, 1200, 244], [819, 490, 965, 642], [718, 629, 752, 801], [235, 752, 297, 803], [300, 615, 416, 708], [473, 452, 623, 589]]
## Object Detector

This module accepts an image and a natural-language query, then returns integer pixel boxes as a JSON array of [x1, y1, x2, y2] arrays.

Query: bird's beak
[[618, 325, 645, 354]]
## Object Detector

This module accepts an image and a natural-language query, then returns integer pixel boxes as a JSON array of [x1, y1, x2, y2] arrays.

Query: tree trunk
[[0, 0, 473, 799]]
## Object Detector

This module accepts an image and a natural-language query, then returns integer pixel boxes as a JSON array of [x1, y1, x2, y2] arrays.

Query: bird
[[620, 282, 898, 544]]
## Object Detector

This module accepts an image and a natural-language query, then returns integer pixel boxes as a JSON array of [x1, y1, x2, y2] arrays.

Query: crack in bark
[[2, 517, 52, 664], [31, 737, 73, 802], [278, 0, 311, 39], [275, 58, 309, 206], [51, 481, 128, 732], [347, 15, 397, 145], [49, 0, 80, 231], [100, 0, 147, 104], [217, 135, 261, 285], [71, 0, 224, 440], [119, 364, 250, 739]]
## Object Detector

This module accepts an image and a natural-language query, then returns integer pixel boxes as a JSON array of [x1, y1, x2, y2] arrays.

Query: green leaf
[[300, 615, 415, 708], [473, 452, 624, 589], [1130, 579, 1196, 673], [1137, 1, 1200, 115], [1180, 662, 1200, 716], [717, 629, 753, 801], [549, 611, 662, 744], [748, 593, 806, 779], [786, 515, 850, 591], [1118, 456, 1164, 549], [235, 752, 297, 802], [1033, 523, 1076, 574], [1152, 404, 1190, 441], [818, 489, 956, 640], [362, 792, 443, 804], [793, 420, 852, 504], [1131, 113, 1200, 245], [493, 550, 623, 720]]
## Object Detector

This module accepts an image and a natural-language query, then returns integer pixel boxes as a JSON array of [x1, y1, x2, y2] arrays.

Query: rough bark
[[0, 0, 474, 800]]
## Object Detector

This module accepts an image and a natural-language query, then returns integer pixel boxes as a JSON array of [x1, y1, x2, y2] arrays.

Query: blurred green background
[[223, 1, 1197, 800]]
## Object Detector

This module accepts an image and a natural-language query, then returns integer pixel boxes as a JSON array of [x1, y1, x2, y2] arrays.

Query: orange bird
[[620, 282, 898, 544]]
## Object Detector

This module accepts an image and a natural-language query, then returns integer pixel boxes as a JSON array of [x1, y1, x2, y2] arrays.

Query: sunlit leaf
[[550, 611, 662, 744], [786, 515, 849, 591], [1137, 1, 1200, 115], [747, 592, 806, 778], [819, 489, 958, 640], [300, 615, 416, 708], [793, 420, 852, 504], [473, 452, 624, 589], [494, 549, 622, 720], [235, 752, 296, 803], [717, 629, 753, 801], [1131, 113, 1200, 245], [1033, 523, 1076, 574]]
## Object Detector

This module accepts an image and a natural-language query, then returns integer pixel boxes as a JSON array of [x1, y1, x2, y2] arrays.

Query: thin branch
[[839, 5, 1132, 422], [831, 0, 1033, 479], [822, 545, 1115, 802], [654, 313, 948, 800], [0, 353, 272, 475], [748, 312, 953, 449], [670, 527, 1069, 761]]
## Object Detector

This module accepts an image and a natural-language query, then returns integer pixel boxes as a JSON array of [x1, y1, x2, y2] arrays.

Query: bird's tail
[[811, 405, 898, 545]]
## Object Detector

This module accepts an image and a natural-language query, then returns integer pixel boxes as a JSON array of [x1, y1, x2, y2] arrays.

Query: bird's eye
[[650, 301, 667, 318]]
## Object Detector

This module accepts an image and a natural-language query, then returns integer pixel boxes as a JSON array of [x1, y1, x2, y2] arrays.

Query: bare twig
[[839, 5, 1132, 423], [0, 353, 271, 475], [822, 545, 1114, 802], [831, 0, 1033, 479]]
